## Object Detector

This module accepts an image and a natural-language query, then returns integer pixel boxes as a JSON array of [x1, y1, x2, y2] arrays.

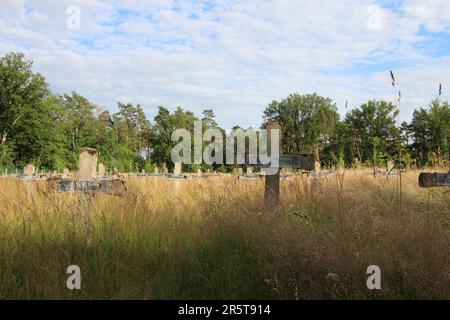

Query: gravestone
[[24, 164, 36, 176], [173, 162, 182, 176], [387, 160, 394, 172], [98, 163, 106, 177], [63, 168, 69, 178], [154, 167, 159, 174], [197, 168, 202, 175], [314, 161, 321, 173], [141, 169, 145, 174], [238, 168, 243, 175], [78, 148, 98, 180], [247, 167, 253, 175]]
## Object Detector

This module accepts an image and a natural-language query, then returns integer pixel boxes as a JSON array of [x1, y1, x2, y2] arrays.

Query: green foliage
[[263, 93, 339, 157]]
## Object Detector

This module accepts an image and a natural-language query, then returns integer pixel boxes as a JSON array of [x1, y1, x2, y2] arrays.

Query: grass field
[[0, 169, 448, 299]]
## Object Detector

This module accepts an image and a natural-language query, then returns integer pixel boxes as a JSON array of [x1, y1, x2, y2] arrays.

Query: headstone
[[173, 162, 182, 176], [98, 163, 106, 177], [24, 164, 36, 176], [78, 148, 98, 180], [141, 169, 145, 174], [387, 160, 394, 172], [314, 161, 321, 173], [63, 168, 69, 178], [247, 167, 253, 175], [154, 167, 159, 174], [197, 168, 202, 175], [238, 168, 243, 175]]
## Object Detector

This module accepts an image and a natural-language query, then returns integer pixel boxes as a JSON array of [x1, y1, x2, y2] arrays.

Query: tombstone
[[154, 167, 159, 174], [197, 168, 202, 175], [314, 161, 321, 173], [62, 168, 69, 178], [78, 148, 98, 181], [141, 169, 145, 174], [387, 160, 395, 173], [173, 162, 182, 176], [238, 168, 243, 175], [23, 164, 36, 176], [247, 167, 253, 175], [98, 163, 106, 177]]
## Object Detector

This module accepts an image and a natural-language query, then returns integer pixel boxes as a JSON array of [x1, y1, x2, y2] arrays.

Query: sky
[[0, 0, 449, 129]]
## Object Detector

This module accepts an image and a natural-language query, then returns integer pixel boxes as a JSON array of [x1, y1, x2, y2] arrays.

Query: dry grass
[[0, 169, 448, 299]]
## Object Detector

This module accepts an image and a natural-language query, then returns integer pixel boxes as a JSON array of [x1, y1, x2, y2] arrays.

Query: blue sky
[[1, 0, 449, 129]]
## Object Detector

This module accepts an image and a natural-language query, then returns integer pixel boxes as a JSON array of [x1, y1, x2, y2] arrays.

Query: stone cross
[[264, 122, 281, 209], [239, 121, 315, 210], [78, 148, 98, 180]]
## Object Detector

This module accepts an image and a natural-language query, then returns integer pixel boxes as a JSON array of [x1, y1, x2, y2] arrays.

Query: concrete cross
[[239, 121, 315, 209]]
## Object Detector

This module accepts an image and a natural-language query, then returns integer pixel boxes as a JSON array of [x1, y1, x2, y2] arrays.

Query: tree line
[[0, 52, 448, 173]]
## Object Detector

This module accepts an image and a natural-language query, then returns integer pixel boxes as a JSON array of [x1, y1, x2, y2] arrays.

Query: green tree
[[0, 52, 67, 169], [344, 100, 399, 165], [263, 93, 339, 162]]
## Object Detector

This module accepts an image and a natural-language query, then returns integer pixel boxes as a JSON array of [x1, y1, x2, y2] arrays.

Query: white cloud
[[0, 0, 449, 128]]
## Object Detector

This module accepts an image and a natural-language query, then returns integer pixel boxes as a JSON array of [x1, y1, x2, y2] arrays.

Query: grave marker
[[24, 164, 36, 176], [98, 163, 106, 177], [173, 162, 182, 176], [237, 122, 315, 210], [264, 122, 281, 209], [78, 148, 98, 180], [387, 160, 395, 173], [419, 172, 450, 187]]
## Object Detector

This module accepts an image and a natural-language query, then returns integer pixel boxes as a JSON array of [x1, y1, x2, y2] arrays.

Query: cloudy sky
[[1, 0, 449, 129]]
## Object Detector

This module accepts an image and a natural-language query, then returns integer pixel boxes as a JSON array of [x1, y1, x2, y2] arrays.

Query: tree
[[0, 52, 67, 169], [409, 100, 450, 167], [263, 93, 339, 162], [344, 100, 399, 165]]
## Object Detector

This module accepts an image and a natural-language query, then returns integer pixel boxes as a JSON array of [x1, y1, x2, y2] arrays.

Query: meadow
[[0, 169, 448, 299]]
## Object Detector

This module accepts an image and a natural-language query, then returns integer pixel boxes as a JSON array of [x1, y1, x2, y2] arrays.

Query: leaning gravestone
[[24, 164, 36, 176], [78, 148, 98, 180]]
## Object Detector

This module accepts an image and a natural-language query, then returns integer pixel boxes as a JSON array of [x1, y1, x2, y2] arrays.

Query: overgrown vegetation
[[0, 170, 448, 299]]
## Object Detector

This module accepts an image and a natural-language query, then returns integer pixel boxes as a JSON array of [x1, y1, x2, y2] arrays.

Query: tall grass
[[0, 170, 448, 299]]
